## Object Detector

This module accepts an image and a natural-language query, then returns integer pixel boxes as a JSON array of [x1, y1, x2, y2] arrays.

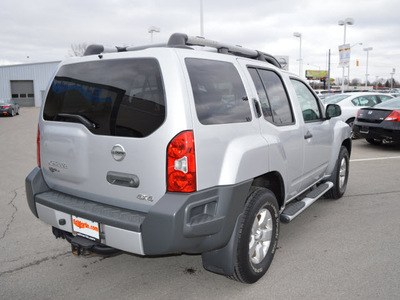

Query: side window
[[352, 96, 377, 107], [290, 79, 322, 122], [378, 95, 393, 103], [186, 58, 251, 125], [248, 67, 294, 125], [248, 68, 273, 122]]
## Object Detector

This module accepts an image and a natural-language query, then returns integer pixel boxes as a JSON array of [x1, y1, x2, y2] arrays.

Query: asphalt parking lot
[[1, 107, 400, 300]]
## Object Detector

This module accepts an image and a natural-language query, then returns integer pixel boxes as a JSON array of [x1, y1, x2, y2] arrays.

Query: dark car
[[0, 99, 20, 117], [353, 98, 400, 145]]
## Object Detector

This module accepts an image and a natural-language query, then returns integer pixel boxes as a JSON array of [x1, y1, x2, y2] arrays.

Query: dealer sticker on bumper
[[72, 215, 100, 240]]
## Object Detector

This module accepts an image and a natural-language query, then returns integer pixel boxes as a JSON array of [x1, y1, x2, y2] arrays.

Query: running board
[[280, 182, 333, 223]]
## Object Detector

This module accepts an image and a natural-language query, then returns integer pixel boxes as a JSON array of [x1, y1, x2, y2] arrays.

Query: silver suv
[[26, 33, 351, 283]]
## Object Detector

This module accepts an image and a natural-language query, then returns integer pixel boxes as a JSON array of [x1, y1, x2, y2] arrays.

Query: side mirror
[[326, 104, 342, 119]]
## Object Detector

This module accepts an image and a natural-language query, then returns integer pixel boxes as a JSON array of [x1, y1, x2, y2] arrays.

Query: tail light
[[37, 125, 41, 168], [356, 108, 361, 119], [384, 110, 400, 122], [167, 131, 196, 192]]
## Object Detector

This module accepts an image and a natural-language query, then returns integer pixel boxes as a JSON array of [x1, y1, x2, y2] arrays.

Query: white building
[[0, 61, 60, 107]]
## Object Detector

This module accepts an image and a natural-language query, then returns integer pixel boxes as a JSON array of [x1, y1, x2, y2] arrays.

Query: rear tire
[[326, 146, 349, 199], [346, 118, 358, 139], [230, 187, 279, 283]]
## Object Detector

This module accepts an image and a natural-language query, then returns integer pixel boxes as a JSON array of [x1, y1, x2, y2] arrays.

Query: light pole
[[348, 42, 362, 88], [293, 32, 302, 77], [390, 68, 396, 89], [364, 47, 373, 87], [200, 0, 204, 36], [148, 26, 160, 43], [338, 18, 354, 93]]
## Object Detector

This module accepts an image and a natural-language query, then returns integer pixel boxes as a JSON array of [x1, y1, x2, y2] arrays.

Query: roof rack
[[83, 33, 282, 68]]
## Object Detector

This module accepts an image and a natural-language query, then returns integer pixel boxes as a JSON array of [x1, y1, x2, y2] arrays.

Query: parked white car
[[324, 92, 394, 137]]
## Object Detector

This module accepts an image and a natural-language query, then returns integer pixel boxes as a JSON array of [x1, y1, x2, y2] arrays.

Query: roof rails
[[83, 33, 282, 68]]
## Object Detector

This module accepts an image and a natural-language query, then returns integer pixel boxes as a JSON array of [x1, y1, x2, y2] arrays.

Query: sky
[[1, 0, 399, 84]]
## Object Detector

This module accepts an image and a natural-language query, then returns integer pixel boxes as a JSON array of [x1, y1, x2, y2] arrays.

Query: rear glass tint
[[185, 58, 251, 125], [44, 58, 165, 138]]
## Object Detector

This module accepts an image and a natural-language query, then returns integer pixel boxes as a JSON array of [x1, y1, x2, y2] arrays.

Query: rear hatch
[[40, 57, 168, 212]]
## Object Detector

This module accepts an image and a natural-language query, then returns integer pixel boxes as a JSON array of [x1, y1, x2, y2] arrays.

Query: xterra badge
[[48, 160, 68, 173]]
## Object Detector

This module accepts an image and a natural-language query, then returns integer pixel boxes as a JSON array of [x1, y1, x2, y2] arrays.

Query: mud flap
[[201, 213, 243, 276]]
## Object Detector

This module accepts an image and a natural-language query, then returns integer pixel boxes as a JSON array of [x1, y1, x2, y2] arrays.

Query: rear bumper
[[26, 167, 251, 256], [1, 109, 12, 115], [353, 122, 400, 142]]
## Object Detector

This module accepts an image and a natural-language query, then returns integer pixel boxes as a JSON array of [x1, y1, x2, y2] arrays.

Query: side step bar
[[280, 182, 333, 223]]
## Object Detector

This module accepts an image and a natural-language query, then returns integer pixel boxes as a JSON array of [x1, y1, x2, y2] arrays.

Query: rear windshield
[[43, 58, 165, 138]]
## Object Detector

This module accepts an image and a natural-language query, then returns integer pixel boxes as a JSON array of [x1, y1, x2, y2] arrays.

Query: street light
[[364, 47, 373, 87], [148, 26, 160, 43], [293, 32, 302, 77], [200, 0, 204, 36], [348, 42, 362, 87], [338, 18, 354, 93]]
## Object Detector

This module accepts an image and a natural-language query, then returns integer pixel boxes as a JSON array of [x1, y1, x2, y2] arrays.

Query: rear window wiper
[[56, 113, 97, 130]]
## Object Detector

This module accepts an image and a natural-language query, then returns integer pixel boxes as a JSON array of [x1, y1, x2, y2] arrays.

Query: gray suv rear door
[[40, 57, 168, 212]]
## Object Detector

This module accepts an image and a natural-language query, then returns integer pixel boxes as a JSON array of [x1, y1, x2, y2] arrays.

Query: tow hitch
[[70, 235, 96, 256], [52, 227, 121, 256]]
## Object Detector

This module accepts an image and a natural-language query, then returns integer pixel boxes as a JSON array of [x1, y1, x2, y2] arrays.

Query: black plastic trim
[[25, 167, 50, 217], [26, 167, 253, 256], [35, 190, 146, 232], [141, 180, 252, 255]]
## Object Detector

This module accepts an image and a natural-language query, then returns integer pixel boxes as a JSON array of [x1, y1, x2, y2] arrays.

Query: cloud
[[0, 0, 399, 82]]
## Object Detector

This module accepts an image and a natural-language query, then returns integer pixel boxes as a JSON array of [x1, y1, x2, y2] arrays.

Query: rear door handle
[[304, 131, 313, 139]]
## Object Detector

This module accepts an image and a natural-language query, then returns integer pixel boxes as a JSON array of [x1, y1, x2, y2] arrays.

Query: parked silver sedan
[[0, 99, 20, 117]]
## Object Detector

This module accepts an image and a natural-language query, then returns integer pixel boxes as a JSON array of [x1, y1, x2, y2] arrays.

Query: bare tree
[[68, 43, 88, 57], [350, 78, 360, 86]]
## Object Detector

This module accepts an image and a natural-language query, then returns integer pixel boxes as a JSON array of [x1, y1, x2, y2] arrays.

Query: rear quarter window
[[185, 58, 251, 125], [43, 58, 165, 138], [248, 67, 294, 125]]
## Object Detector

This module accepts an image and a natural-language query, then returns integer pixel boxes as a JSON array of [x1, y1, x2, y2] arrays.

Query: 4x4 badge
[[111, 144, 126, 161]]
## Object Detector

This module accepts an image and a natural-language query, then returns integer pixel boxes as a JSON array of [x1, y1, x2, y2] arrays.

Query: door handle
[[304, 131, 313, 139], [253, 98, 262, 118], [106, 171, 140, 188]]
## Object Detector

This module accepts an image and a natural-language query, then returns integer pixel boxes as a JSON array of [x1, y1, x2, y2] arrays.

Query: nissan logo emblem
[[111, 144, 126, 161]]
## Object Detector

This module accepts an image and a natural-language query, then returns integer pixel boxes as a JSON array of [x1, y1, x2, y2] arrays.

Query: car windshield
[[0, 99, 11, 105], [324, 94, 350, 104], [374, 98, 400, 109]]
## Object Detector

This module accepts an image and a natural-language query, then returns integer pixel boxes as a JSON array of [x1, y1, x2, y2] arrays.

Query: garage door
[[11, 80, 35, 107]]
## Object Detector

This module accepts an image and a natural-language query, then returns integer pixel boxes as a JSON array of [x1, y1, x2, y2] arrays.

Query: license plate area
[[360, 126, 369, 134], [72, 215, 100, 241]]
